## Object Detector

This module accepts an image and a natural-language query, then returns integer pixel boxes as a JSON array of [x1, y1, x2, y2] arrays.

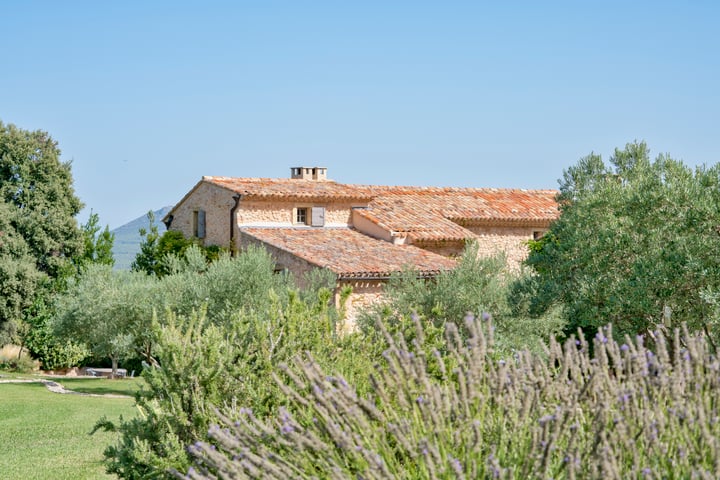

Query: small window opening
[[533, 231, 544, 240], [296, 207, 308, 224], [193, 210, 206, 238]]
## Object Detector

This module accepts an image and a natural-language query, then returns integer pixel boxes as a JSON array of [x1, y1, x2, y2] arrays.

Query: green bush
[[97, 281, 373, 478], [182, 318, 720, 479], [359, 242, 566, 356], [0, 345, 39, 373]]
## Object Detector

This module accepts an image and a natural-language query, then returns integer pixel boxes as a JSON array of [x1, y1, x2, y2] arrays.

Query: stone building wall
[[237, 199, 360, 227], [169, 182, 236, 247], [336, 279, 385, 332], [238, 231, 386, 333], [465, 225, 547, 269], [412, 240, 466, 258]]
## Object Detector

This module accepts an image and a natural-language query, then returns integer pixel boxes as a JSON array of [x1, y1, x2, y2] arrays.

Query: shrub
[[97, 289, 374, 478], [182, 317, 720, 479], [0, 344, 40, 372], [358, 242, 566, 356]]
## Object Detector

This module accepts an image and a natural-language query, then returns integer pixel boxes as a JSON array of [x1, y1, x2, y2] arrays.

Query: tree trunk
[[111, 355, 118, 379]]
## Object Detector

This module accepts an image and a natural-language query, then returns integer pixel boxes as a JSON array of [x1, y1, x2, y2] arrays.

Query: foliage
[[184, 316, 720, 480], [132, 211, 227, 277], [97, 262, 372, 478], [0, 121, 84, 278], [0, 344, 39, 372], [131, 210, 163, 276], [22, 296, 89, 370], [526, 141, 720, 340], [53, 265, 156, 375], [359, 242, 565, 355], [0, 121, 87, 369], [0, 200, 46, 345], [76, 210, 115, 269]]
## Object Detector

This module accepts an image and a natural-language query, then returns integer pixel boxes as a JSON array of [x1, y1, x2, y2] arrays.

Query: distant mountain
[[111, 206, 172, 270]]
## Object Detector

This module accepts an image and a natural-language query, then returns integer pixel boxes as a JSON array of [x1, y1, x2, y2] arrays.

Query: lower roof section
[[240, 227, 457, 280]]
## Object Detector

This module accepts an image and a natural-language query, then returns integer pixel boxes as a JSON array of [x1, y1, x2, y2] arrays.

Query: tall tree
[[0, 200, 43, 344], [526, 141, 720, 340], [0, 121, 84, 343], [76, 210, 115, 269], [0, 121, 84, 277]]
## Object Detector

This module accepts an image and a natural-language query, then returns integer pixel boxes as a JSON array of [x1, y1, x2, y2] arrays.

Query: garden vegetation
[[4, 123, 720, 479]]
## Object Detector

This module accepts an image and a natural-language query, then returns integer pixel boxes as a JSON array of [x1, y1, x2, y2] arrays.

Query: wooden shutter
[[311, 207, 325, 227], [197, 210, 206, 238]]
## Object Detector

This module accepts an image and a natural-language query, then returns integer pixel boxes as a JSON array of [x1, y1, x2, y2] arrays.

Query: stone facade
[[165, 172, 558, 330], [169, 182, 236, 248], [237, 200, 359, 228], [336, 279, 385, 332], [465, 225, 546, 268]]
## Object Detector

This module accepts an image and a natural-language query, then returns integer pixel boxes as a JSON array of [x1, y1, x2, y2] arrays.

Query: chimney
[[290, 167, 328, 181]]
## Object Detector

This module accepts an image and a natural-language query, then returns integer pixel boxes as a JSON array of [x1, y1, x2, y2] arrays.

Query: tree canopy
[[526, 141, 720, 340], [0, 121, 84, 344]]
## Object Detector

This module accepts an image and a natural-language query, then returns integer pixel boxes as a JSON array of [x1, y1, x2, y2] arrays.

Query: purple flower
[[620, 344, 629, 352], [481, 312, 491, 321], [280, 424, 295, 435], [538, 414, 555, 425], [449, 456, 463, 475]]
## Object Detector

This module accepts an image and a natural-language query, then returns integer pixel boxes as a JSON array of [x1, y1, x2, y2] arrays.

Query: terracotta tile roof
[[204, 176, 376, 200], [366, 187, 559, 222], [190, 176, 558, 243], [353, 188, 558, 241], [354, 197, 475, 242], [240, 227, 457, 279]]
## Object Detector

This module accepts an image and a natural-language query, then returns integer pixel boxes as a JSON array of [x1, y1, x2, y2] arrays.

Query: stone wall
[[336, 279, 385, 332], [466, 225, 547, 269], [237, 199, 361, 227], [412, 240, 466, 258], [169, 182, 236, 247]]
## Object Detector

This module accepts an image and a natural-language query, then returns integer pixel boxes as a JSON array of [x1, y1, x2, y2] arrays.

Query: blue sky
[[2, 1, 718, 229]]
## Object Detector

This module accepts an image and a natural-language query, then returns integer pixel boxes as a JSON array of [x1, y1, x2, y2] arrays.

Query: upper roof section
[[203, 176, 376, 201], [166, 174, 559, 234], [362, 187, 559, 229]]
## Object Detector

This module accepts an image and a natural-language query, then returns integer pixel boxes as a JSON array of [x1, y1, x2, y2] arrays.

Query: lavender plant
[[182, 316, 720, 479]]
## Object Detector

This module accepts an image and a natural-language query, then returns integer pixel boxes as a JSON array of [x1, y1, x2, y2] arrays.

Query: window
[[532, 230, 544, 240], [193, 210, 206, 238], [295, 207, 308, 224]]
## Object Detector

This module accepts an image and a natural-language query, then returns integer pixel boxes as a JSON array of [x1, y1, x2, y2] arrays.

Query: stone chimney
[[290, 167, 328, 181]]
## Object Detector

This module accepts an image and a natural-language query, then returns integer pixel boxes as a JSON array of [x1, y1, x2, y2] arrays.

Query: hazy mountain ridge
[[111, 206, 171, 270]]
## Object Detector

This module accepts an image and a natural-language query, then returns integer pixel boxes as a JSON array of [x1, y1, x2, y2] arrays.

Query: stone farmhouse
[[163, 167, 559, 326]]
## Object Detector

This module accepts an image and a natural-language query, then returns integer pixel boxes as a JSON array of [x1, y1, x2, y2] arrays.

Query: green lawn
[[0, 375, 141, 479]]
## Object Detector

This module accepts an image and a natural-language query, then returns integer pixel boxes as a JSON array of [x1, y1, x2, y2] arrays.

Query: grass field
[[0, 374, 142, 479]]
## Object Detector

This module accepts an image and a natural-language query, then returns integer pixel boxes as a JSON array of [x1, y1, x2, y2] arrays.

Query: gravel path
[[0, 378, 131, 398]]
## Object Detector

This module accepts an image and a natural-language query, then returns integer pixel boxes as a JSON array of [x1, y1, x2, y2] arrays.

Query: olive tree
[[526, 141, 720, 341]]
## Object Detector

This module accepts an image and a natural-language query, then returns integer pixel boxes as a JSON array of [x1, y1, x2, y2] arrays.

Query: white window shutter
[[311, 207, 325, 227]]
